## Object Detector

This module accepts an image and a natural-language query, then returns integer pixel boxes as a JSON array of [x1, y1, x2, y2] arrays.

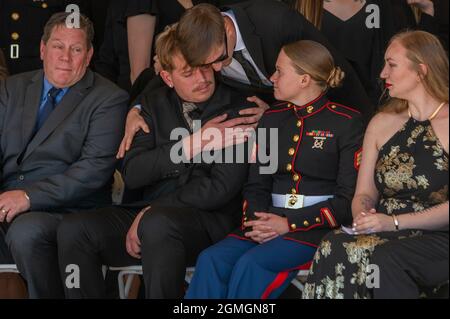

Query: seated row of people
[[0, 4, 448, 299]]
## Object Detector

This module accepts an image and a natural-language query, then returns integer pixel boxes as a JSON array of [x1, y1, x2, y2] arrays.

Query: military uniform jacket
[[232, 94, 364, 247]]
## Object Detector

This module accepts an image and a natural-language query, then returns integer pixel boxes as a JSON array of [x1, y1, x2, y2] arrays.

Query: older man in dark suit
[[0, 12, 127, 298]]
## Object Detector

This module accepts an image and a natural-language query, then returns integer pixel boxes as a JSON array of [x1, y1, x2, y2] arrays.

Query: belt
[[271, 194, 334, 209]]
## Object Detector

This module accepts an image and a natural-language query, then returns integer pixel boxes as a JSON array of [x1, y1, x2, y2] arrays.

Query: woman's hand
[[244, 212, 290, 243], [352, 210, 396, 234]]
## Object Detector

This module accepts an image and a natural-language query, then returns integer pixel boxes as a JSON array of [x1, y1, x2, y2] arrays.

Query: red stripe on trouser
[[261, 271, 290, 300]]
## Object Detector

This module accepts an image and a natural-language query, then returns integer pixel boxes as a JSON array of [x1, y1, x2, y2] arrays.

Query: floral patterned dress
[[302, 117, 449, 299]]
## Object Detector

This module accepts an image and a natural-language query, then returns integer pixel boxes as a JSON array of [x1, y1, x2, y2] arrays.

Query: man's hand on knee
[[126, 207, 150, 259], [0, 191, 31, 223]]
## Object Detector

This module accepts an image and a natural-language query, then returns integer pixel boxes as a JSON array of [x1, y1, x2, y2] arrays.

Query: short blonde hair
[[155, 24, 181, 72], [283, 40, 345, 91], [381, 31, 449, 114]]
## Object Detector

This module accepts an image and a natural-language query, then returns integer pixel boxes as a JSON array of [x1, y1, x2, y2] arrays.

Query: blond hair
[[283, 40, 345, 91], [381, 31, 449, 114], [155, 24, 181, 72], [291, 0, 323, 29]]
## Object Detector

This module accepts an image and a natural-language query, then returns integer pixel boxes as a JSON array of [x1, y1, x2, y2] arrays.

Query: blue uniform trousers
[[186, 236, 316, 299]]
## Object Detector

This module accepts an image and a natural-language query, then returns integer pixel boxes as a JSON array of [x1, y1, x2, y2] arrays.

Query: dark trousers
[[372, 231, 449, 299], [58, 205, 232, 298], [57, 206, 139, 298], [1, 212, 65, 299]]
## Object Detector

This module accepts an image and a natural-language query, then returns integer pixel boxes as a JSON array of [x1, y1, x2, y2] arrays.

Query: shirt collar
[[42, 77, 70, 100], [222, 10, 245, 52]]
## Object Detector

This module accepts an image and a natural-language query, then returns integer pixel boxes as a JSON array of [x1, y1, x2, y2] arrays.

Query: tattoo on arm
[[360, 196, 376, 212]]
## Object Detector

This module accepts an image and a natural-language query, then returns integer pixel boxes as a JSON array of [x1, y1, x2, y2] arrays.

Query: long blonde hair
[[0, 49, 8, 80], [283, 40, 345, 91], [291, 0, 324, 29], [381, 31, 449, 114]]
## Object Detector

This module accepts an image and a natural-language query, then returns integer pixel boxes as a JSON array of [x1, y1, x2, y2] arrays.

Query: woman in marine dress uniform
[[185, 40, 365, 299]]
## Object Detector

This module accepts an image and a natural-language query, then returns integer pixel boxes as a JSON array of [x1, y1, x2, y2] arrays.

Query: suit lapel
[[231, 6, 268, 78], [21, 71, 44, 149], [22, 70, 94, 162]]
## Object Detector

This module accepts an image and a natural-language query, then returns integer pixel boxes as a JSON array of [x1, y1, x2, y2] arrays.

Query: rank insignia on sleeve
[[354, 148, 362, 170]]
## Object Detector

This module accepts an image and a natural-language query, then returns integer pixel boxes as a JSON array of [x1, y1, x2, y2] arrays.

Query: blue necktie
[[36, 87, 62, 131]]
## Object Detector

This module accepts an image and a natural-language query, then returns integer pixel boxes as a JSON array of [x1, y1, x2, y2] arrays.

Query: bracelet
[[392, 214, 399, 231]]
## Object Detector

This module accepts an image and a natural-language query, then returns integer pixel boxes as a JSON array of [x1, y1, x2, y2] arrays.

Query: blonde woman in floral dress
[[303, 30, 449, 299]]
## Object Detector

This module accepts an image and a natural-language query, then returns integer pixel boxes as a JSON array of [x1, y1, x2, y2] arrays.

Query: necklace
[[408, 102, 447, 121]]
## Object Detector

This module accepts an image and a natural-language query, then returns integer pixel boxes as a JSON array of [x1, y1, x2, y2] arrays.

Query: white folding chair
[[109, 266, 196, 299], [291, 269, 310, 292], [0, 264, 19, 274]]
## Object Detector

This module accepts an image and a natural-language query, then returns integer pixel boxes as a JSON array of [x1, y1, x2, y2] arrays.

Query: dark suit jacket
[[122, 83, 251, 241], [222, 0, 375, 123], [0, 69, 128, 211]]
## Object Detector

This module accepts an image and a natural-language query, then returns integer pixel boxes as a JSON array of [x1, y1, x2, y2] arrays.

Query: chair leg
[[124, 274, 135, 299], [117, 271, 127, 299]]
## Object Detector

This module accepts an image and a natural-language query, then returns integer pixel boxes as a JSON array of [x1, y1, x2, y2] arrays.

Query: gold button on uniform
[[288, 148, 295, 156], [297, 121, 302, 128], [291, 189, 297, 195], [293, 135, 300, 143], [42, 2, 48, 9], [316, 217, 321, 223], [331, 105, 337, 109], [11, 13, 20, 21], [11, 32, 19, 40], [286, 164, 292, 172], [303, 221, 310, 227], [293, 174, 300, 182], [307, 106, 314, 114], [291, 224, 297, 230]]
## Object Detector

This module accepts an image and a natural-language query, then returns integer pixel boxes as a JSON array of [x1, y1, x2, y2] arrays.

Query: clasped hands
[[244, 212, 290, 244], [351, 208, 396, 235]]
